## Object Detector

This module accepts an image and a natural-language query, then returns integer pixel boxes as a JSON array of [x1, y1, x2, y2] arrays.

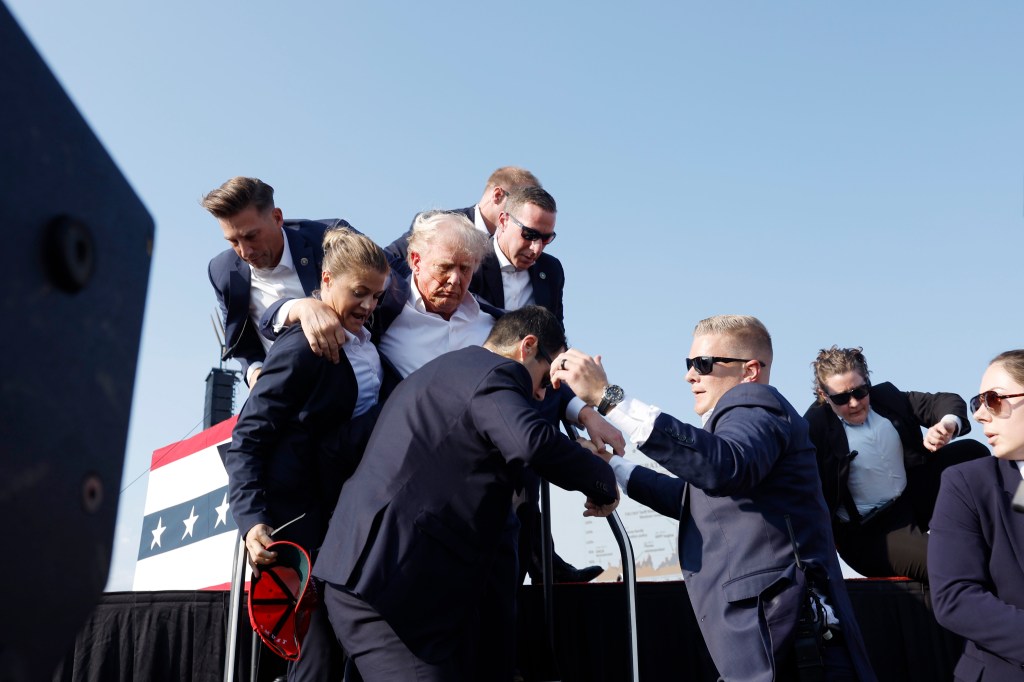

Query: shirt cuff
[[940, 414, 962, 436], [273, 299, 298, 333], [604, 394, 660, 446], [245, 361, 264, 386], [608, 455, 638, 491], [566, 396, 585, 424]]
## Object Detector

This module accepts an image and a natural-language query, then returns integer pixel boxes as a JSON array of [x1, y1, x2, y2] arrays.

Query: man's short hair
[[201, 177, 275, 218], [811, 346, 871, 402], [484, 166, 541, 195], [505, 186, 557, 217], [485, 305, 567, 358], [694, 315, 773, 366], [406, 210, 490, 270]]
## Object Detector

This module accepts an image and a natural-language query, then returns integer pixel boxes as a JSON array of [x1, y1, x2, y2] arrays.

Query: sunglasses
[[505, 213, 556, 245], [685, 356, 763, 376], [969, 390, 1024, 415], [824, 383, 871, 406], [535, 346, 554, 389]]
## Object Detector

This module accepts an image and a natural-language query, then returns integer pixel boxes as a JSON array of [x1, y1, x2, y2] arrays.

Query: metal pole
[[223, 535, 247, 682], [562, 421, 640, 682]]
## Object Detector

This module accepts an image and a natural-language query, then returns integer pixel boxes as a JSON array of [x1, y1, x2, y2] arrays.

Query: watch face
[[605, 385, 624, 403]]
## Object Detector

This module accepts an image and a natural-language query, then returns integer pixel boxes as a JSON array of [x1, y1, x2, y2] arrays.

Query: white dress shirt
[[473, 205, 489, 235], [494, 238, 535, 311], [377, 276, 496, 379], [342, 326, 383, 417], [246, 229, 305, 383]]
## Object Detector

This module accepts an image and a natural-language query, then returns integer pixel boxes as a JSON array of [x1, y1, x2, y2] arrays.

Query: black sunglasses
[[535, 346, 553, 389], [824, 383, 871, 406], [970, 390, 1024, 415], [685, 356, 763, 376], [505, 213, 556, 245]]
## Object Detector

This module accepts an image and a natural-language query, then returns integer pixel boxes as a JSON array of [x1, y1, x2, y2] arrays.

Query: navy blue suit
[[223, 323, 378, 681], [208, 218, 350, 379], [929, 456, 1024, 681], [313, 345, 617, 679], [625, 383, 876, 682], [470, 239, 565, 325]]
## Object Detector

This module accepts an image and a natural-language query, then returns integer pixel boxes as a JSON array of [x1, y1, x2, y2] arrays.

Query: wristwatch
[[597, 384, 624, 416]]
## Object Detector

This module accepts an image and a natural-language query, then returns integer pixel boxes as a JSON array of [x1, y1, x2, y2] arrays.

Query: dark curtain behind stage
[[54, 581, 962, 682]]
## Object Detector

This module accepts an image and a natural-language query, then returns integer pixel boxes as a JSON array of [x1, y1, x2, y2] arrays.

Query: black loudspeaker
[[204, 368, 239, 429], [0, 3, 154, 680]]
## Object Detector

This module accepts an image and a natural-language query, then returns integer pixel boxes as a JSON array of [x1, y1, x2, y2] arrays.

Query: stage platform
[[54, 580, 962, 681]]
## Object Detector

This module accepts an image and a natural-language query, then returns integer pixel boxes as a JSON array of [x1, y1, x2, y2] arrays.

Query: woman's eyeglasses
[[824, 384, 871, 406], [969, 390, 1024, 415]]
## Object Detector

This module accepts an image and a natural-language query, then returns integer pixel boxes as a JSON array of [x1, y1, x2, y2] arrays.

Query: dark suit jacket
[[385, 206, 476, 263], [804, 382, 971, 521], [929, 457, 1024, 681], [222, 324, 371, 551], [470, 240, 565, 324], [312, 345, 616, 662], [208, 218, 350, 380], [625, 383, 876, 682]]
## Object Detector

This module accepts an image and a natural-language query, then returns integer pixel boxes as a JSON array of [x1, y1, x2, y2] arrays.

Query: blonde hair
[[322, 227, 389, 278], [693, 315, 773, 365], [811, 346, 870, 403]]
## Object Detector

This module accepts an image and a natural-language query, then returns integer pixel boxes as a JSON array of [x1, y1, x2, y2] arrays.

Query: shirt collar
[[408, 274, 480, 318], [493, 238, 518, 273], [250, 228, 294, 276], [473, 205, 490, 235]]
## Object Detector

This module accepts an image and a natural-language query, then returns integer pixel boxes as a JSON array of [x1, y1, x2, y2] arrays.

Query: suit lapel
[[479, 250, 505, 308], [528, 264, 549, 311], [286, 228, 321, 295], [997, 460, 1024, 574], [225, 258, 252, 349]]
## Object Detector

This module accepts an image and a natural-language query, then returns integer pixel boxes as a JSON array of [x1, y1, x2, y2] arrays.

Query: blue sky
[[8, 1, 1022, 590]]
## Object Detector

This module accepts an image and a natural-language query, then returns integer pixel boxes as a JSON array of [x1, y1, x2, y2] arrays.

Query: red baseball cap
[[247, 541, 318, 661]]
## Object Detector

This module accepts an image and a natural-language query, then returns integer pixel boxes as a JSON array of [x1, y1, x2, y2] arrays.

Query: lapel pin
[[300, 257, 309, 266]]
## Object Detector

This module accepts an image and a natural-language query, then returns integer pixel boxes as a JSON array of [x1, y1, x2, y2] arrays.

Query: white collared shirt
[[1017, 460, 1024, 480], [494, 238, 535, 310], [247, 229, 306, 382], [377, 275, 496, 378], [840, 407, 907, 520], [473, 204, 490, 235], [342, 326, 383, 417]]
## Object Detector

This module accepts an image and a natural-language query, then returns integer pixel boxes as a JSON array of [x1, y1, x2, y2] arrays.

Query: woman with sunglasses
[[803, 346, 986, 582], [929, 350, 1024, 681]]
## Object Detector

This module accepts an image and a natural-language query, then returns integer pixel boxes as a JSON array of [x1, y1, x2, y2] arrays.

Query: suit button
[[300, 257, 309, 266], [539, 272, 546, 279]]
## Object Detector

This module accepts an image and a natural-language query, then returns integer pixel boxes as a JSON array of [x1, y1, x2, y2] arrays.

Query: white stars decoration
[[150, 517, 166, 550], [215, 494, 230, 528], [182, 506, 199, 540]]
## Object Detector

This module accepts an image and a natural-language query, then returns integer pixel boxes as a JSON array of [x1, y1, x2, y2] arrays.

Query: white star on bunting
[[215, 494, 230, 528], [182, 506, 199, 540], [150, 517, 166, 549]]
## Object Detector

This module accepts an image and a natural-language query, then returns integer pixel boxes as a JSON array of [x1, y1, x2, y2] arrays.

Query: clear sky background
[[8, 1, 1022, 591]]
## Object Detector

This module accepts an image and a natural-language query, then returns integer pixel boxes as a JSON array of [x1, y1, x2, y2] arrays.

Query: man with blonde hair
[[552, 315, 877, 682]]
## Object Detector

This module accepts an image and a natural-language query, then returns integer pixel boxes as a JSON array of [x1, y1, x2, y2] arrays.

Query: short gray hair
[[406, 210, 490, 271]]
